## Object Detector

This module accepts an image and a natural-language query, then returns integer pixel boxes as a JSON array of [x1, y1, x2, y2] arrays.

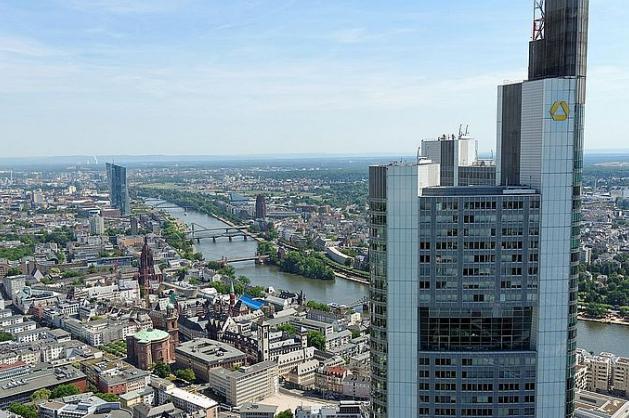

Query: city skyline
[[1, 0, 627, 158]]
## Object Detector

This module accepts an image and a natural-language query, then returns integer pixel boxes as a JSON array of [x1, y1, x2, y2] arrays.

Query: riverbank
[[577, 315, 629, 327], [333, 271, 369, 285]]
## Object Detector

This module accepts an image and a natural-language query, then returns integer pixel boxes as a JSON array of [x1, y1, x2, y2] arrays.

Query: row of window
[[432, 228, 539, 237], [418, 395, 535, 404], [421, 199, 540, 211], [421, 240, 539, 250], [427, 382, 536, 392]]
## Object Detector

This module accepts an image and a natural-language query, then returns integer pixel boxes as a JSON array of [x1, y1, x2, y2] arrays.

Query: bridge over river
[[187, 222, 254, 242]]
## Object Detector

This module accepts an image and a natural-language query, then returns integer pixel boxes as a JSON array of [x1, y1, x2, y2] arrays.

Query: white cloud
[[0, 37, 60, 57], [62, 0, 186, 14]]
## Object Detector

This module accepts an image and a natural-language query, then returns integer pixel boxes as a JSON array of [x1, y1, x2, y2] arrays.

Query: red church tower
[[136, 236, 163, 306]]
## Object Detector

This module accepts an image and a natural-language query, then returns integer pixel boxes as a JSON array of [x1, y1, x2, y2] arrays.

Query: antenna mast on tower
[[532, 0, 545, 41]]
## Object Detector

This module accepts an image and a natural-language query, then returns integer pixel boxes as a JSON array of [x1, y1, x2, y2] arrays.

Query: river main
[[157, 201, 629, 357]]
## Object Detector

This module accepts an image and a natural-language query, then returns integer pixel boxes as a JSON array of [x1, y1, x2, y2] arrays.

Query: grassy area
[[102, 340, 127, 357]]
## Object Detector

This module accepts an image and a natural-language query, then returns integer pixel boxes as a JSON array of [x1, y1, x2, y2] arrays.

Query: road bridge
[[187, 222, 251, 242], [209, 255, 271, 266], [143, 199, 192, 211]]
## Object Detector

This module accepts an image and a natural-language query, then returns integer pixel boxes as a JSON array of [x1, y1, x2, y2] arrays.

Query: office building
[[106, 163, 130, 216], [238, 403, 277, 418], [574, 390, 629, 418], [89, 214, 105, 235], [368, 1, 588, 417], [255, 194, 267, 220], [295, 401, 368, 418], [175, 338, 246, 382], [0, 363, 87, 408], [207, 360, 279, 407], [38, 393, 129, 418]]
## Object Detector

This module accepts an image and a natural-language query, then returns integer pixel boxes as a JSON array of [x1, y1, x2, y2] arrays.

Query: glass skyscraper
[[106, 162, 131, 216], [368, 1, 588, 417]]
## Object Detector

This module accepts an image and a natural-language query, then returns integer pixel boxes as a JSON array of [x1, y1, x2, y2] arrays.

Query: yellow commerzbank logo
[[550, 100, 570, 121]]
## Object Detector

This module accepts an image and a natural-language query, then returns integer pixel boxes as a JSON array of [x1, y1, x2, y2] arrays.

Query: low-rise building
[[38, 392, 129, 418], [284, 358, 319, 390], [315, 366, 349, 395], [613, 356, 629, 398], [208, 361, 279, 407], [119, 387, 154, 409], [295, 401, 368, 418], [276, 347, 315, 377], [341, 375, 370, 400], [238, 403, 277, 418], [81, 358, 150, 395], [0, 363, 87, 408], [575, 390, 629, 418], [164, 387, 218, 418], [175, 338, 246, 382], [591, 353, 615, 393]]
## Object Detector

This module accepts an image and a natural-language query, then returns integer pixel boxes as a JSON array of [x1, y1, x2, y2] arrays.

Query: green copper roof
[[133, 328, 169, 343]]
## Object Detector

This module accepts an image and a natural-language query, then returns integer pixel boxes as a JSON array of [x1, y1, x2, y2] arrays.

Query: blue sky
[[0, 0, 627, 157]]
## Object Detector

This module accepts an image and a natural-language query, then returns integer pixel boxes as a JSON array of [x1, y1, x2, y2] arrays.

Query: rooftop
[[0, 364, 86, 399], [209, 360, 277, 380], [238, 402, 278, 414], [423, 185, 538, 197], [130, 328, 169, 343], [175, 338, 245, 364], [165, 386, 218, 409], [575, 390, 629, 417]]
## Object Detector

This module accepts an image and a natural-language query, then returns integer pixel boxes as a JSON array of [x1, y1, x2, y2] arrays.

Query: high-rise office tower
[[106, 162, 131, 216], [255, 194, 267, 220], [89, 214, 105, 235], [369, 1, 588, 417]]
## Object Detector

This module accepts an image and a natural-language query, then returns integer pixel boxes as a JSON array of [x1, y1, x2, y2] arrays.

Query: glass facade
[[368, 166, 388, 418], [106, 162, 130, 216], [416, 190, 540, 417]]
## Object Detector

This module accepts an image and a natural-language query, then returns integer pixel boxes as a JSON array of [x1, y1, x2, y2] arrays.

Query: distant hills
[[0, 150, 628, 169]]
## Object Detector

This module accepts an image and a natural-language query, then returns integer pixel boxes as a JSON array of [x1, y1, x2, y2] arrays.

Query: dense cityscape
[[1, 0, 629, 418]]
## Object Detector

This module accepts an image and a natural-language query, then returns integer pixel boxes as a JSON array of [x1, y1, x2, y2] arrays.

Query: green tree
[[0, 331, 14, 342], [175, 368, 196, 382], [279, 251, 334, 280], [8, 403, 37, 418], [50, 383, 80, 399], [31, 388, 51, 402], [192, 252, 204, 261], [206, 260, 222, 270], [6, 267, 22, 277], [307, 331, 326, 351], [245, 285, 266, 298], [306, 300, 330, 312], [585, 303, 609, 318], [0, 245, 34, 261], [257, 241, 278, 262], [153, 361, 171, 378], [276, 410, 294, 418], [277, 323, 296, 336], [95, 392, 120, 402], [218, 265, 236, 278]]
